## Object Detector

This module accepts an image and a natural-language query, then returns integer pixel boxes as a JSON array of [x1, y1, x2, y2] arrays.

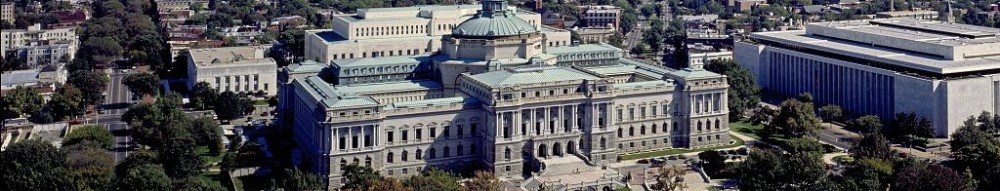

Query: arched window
[[629, 126, 634, 136], [697, 121, 703, 132], [429, 148, 437, 159], [673, 122, 678, 132], [470, 144, 477, 154], [600, 137, 607, 149], [457, 144, 464, 156], [652, 124, 658, 134], [617, 128, 623, 138], [504, 148, 511, 159], [715, 119, 721, 130], [444, 146, 451, 158], [416, 149, 423, 160], [402, 150, 409, 161], [641, 125, 646, 135], [365, 157, 372, 167], [387, 152, 394, 163], [340, 159, 347, 171], [353, 158, 360, 164], [663, 122, 668, 132]]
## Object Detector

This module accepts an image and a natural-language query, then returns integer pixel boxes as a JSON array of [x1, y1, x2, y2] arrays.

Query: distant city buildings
[[876, 10, 939, 20], [733, 0, 766, 12], [573, 27, 616, 44], [15, 43, 76, 66], [155, 0, 208, 11], [736, 19, 1000, 137], [304, 4, 571, 64], [186, 46, 278, 96]]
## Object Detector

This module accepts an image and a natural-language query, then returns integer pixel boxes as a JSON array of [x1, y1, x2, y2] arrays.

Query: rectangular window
[[339, 137, 346, 149], [416, 129, 423, 140], [429, 128, 436, 137], [352, 135, 359, 148], [387, 132, 394, 142], [628, 108, 635, 119], [402, 130, 409, 141], [364, 135, 372, 147]]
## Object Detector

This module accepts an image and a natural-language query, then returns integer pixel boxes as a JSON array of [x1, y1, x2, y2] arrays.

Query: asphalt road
[[100, 69, 135, 163]]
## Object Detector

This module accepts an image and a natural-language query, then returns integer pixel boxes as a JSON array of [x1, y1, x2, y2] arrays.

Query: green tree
[[892, 164, 970, 191], [67, 70, 108, 105], [780, 138, 825, 156], [271, 167, 325, 191], [697, 150, 727, 177], [0, 140, 71, 191], [950, 119, 998, 154], [736, 148, 826, 191], [48, 84, 85, 120], [190, 82, 219, 110], [765, 97, 821, 138], [704, 60, 761, 120], [818, 104, 843, 123], [192, 117, 224, 153], [851, 132, 895, 160], [115, 149, 159, 176], [978, 166, 1000, 191], [173, 178, 226, 191], [65, 145, 115, 191], [214, 91, 244, 121], [158, 125, 203, 178], [0, 86, 45, 120], [123, 72, 161, 96], [954, 143, 1000, 177], [404, 168, 463, 191], [77, 37, 123, 67], [651, 165, 688, 191], [840, 158, 893, 191], [463, 171, 502, 191], [342, 164, 383, 190], [888, 112, 934, 145], [116, 164, 172, 191], [848, 115, 883, 133], [62, 125, 114, 149]]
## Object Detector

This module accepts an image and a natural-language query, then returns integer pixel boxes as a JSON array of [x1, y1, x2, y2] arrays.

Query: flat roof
[[1, 69, 41, 86], [753, 30, 1000, 74], [188, 46, 275, 68], [335, 80, 442, 95], [547, 44, 621, 55]]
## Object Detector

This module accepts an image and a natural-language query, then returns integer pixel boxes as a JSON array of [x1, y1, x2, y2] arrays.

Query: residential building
[[578, 5, 622, 29], [0, 24, 78, 55], [50, 10, 89, 28], [0, 64, 65, 95], [186, 46, 278, 96], [1, 3, 14, 23], [735, 19, 1000, 138], [281, 0, 730, 189], [304, 3, 571, 64], [15, 42, 76, 67]]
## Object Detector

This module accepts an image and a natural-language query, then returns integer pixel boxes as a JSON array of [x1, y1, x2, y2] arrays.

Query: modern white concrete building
[[281, 1, 731, 190], [1, 24, 77, 55], [303, 3, 572, 64], [186, 46, 278, 96], [736, 19, 1000, 138]]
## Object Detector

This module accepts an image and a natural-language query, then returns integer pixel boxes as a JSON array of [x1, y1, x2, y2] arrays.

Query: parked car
[[668, 155, 678, 160]]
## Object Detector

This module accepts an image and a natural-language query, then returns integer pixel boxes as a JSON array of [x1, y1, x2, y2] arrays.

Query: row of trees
[[0, 82, 97, 123], [189, 82, 257, 121], [339, 164, 504, 191], [0, 124, 222, 191]]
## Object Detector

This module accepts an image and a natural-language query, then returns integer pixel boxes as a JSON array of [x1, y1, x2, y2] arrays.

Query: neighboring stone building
[[1, 3, 14, 23], [304, 3, 571, 64], [735, 19, 1000, 138], [281, 1, 731, 190], [155, 0, 208, 11], [573, 27, 616, 44], [578, 5, 622, 29], [0, 24, 77, 55], [0, 64, 66, 95], [186, 46, 278, 96], [15, 42, 76, 67]]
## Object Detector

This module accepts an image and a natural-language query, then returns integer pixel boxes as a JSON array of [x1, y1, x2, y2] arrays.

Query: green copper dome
[[451, 0, 538, 37]]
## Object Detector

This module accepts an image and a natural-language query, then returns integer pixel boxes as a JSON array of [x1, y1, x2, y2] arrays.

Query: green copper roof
[[451, 0, 537, 37], [466, 66, 600, 87]]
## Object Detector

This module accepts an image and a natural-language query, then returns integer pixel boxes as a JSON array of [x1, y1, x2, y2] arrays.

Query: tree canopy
[[705, 59, 761, 120], [0, 86, 44, 120], [765, 97, 822, 138], [0, 140, 71, 191], [62, 125, 115, 149], [123, 73, 162, 96]]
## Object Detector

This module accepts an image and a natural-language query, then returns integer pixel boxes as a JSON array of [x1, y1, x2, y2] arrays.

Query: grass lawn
[[196, 171, 225, 189], [197, 146, 225, 166], [254, 99, 269, 106], [730, 120, 765, 140], [619, 135, 746, 161]]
